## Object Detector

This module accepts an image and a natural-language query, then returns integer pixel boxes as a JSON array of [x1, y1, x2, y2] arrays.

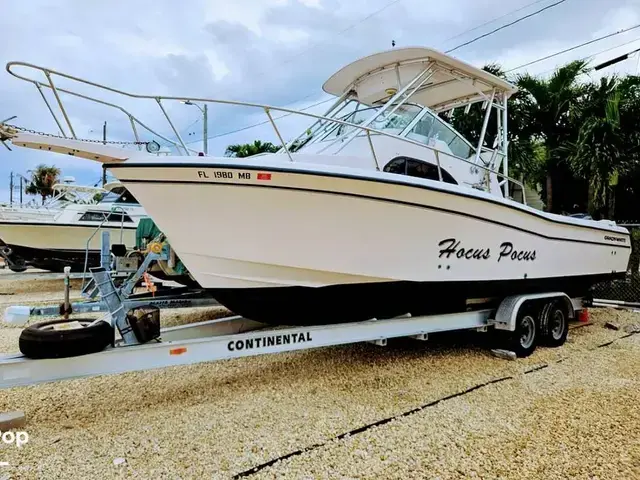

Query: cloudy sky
[[0, 0, 639, 202]]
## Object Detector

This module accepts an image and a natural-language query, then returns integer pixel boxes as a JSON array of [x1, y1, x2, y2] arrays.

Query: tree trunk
[[41, 194, 45, 205], [587, 182, 596, 218], [607, 185, 616, 220], [545, 173, 553, 212]]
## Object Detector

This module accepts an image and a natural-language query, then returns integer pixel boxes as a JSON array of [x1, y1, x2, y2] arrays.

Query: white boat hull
[[107, 159, 631, 324], [0, 221, 137, 271]]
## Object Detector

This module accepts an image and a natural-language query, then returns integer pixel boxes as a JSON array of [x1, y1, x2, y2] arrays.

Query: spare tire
[[19, 318, 114, 359]]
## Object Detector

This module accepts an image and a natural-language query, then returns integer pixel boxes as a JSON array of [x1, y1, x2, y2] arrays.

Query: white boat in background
[[0, 182, 106, 222], [0, 182, 145, 272], [2, 47, 632, 324]]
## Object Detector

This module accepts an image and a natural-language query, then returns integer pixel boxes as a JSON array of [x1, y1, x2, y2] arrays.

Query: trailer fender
[[494, 292, 575, 332]]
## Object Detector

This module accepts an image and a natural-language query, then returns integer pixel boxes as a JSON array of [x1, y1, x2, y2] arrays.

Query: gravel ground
[[0, 273, 638, 479]]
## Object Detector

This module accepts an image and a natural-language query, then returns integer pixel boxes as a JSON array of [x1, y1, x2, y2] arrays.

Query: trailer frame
[[0, 266, 586, 389]]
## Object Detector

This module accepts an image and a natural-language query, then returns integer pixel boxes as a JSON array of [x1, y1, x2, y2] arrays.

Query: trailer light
[[578, 309, 589, 323]]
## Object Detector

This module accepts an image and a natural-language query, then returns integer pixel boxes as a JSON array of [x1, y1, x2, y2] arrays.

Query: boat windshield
[[317, 102, 422, 142], [304, 101, 474, 159]]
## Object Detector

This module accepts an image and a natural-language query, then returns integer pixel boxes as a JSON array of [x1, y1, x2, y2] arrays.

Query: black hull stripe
[[107, 162, 629, 236], [118, 178, 631, 249]]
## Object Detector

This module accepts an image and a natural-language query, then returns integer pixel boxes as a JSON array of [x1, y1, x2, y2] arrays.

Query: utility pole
[[19, 175, 23, 205], [102, 121, 107, 186], [9, 172, 13, 205], [182, 101, 208, 155], [203, 104, 208, 155]]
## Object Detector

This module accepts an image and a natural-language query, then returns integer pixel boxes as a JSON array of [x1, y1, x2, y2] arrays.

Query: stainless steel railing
[[5, 61, 527, 202]]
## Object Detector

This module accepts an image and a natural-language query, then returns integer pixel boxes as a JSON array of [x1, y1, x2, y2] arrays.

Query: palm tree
[[224, 140, 280, 158], [24, 164, 61, 205], [566, 75, 640, 218], [512, 60, 591, 213]]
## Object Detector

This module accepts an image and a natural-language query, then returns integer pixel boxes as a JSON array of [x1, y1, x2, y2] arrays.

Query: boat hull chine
[[208, 272, 619, 325]]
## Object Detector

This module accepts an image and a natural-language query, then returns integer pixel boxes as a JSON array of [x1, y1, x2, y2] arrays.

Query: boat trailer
[[0, 260, 587, 388]]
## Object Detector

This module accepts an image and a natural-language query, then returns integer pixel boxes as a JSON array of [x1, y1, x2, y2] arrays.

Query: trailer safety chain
[[232, 330, 640, 479], [0, 123, 147, 146]]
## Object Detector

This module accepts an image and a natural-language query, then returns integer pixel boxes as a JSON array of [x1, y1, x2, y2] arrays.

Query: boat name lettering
[[603, 235, 626, 243], [438, 238, 490, 260], [227, 332, 312, 351], [498, 242, 536, 262], [437, 238, 536, 262], [197, 170, 252, 180]]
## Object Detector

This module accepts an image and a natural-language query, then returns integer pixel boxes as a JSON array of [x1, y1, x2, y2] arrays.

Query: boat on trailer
[[0, 182, 144, 272], [0, 182, 107, 271], [2, 47, 631, 325]]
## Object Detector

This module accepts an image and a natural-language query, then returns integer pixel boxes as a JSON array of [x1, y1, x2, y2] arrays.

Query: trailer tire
[[500, 303, 538, 358], [19, 318, 114, 359], [539, 300, 569, 348]]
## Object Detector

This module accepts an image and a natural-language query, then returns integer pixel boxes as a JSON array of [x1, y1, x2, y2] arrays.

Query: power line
[[268, 0, 405, 70], [191, 0, 406, 145], [594, 46, 640, 70], [186, 2, 572, 144], [505, 23, 640, 72], [536, 36, 640, 76], [181, 25, 640, 146], [179, 0, 577, 145], [213, 0, 406, 100], [203, 32, 640, 146], [181, 116, 201, 136], [441, 0, 551, 45], [446, 0, 569, 53]]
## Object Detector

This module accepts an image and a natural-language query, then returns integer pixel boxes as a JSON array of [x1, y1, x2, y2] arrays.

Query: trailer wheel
[[539, 300, 569, 348], [19, 318, 114, 359], [501, 304, 538, 358]]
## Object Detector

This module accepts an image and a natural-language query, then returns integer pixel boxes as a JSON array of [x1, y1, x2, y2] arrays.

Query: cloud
[[0, 0, 638, 201]]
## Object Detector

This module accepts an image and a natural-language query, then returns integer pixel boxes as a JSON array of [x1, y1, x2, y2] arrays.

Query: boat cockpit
[[279, 47, 521, 198]]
